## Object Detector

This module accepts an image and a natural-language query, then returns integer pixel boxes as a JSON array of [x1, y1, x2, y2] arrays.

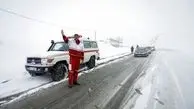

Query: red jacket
[[63, 35, 84, 60]]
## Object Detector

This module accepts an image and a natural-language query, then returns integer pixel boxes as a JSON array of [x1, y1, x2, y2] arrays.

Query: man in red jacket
[[61, 30, 84, 88]]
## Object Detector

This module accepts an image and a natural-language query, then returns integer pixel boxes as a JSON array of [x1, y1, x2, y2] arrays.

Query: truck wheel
[[51, 63, 68, 81], [87, 56, 95, 69]]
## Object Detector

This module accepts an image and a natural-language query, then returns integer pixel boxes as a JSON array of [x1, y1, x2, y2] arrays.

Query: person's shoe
[[73, 82, 80, 85], [68, 85, 73, 88]]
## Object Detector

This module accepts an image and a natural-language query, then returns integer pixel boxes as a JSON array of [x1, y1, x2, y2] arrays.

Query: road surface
[[1, 54, 154, 109], [119, 50, 194, 109]]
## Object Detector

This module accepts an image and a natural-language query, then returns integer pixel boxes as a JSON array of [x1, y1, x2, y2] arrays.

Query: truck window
[[91, 41, 98, 48], [83, 41, 91, 48], [49, 42, 69, 51]]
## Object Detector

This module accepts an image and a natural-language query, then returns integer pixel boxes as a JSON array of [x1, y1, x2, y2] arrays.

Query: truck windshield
[[49, 42, 69, 51]]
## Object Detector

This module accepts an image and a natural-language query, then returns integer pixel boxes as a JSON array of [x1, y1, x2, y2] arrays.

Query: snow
[[132, 84, 152, 109], [0, 41, 130, 102], [154, 51, 194, 109], [97, 41, 129, 59], [0, 75, 51, 99]]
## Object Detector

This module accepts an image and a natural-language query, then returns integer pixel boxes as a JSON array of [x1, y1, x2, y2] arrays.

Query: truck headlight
[[41, 58, 47, 64], [41, 58, 54, 64]]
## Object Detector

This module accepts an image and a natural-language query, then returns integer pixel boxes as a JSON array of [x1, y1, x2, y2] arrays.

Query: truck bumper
[[25, 65, 53, 74]]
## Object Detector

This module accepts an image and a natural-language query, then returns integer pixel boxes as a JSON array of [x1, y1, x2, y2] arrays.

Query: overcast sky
[[0, 0, 193, 44], [0, 0, 194, 79]]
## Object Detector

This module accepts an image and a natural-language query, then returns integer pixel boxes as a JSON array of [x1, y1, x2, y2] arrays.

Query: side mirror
[[51, 40, 54, 44]]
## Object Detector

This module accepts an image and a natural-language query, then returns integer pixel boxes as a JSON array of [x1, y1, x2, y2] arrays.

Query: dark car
[[134, 47, 149, 57]]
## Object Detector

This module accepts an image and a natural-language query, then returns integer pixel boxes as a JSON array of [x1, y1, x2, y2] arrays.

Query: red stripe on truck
[[52, 50, 99, 57]]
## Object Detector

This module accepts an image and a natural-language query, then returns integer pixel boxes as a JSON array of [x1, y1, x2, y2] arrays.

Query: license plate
[[28, 67, 37, 71]]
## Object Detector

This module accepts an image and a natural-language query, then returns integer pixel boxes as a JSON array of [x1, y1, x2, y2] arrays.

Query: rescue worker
[[61, 30, 84, 88], [131, 46, 134, 54]]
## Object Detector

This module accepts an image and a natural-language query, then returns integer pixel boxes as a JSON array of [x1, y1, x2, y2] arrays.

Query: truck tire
[[51, 63, 68, 81], [87, 56, 95, 69]]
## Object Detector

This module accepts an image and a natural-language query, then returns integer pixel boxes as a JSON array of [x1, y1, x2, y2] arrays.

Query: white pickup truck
[[25, 39, 100, 81]]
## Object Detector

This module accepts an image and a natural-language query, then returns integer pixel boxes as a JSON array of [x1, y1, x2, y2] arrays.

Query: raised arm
[[61, 30, 69, 43], [61, 30, 75, 43]]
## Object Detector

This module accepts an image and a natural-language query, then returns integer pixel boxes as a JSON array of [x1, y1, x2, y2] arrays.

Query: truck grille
[[27, 58, 41, 64]]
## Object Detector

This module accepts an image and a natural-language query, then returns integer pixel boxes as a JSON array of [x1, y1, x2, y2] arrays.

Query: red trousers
[[68, 56, 81, 86]]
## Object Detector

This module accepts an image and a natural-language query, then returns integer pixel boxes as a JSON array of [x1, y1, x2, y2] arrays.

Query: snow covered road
[[118, 50, 194, 109], [1, 52, 152, 109], [2, 47, 194, 109]]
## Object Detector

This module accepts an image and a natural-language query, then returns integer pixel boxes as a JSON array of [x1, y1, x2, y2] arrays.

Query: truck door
[[83, 41, 92, 63]]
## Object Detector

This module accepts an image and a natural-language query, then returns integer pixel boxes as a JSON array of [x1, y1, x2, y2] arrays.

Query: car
[[145, 47, 152, 54], [134, 47, 149, 57], [146, 46, 155, 52], [25, 39, 100, 81]]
